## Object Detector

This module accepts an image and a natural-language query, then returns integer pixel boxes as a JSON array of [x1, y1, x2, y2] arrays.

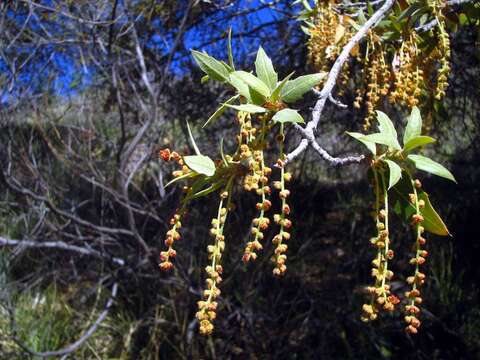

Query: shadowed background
[[0, 1, 479, 358]]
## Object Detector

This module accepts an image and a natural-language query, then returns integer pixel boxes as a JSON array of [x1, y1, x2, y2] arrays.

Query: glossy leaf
[[190, 182, 224, 199], [363, 132, 401, 150], [346, 131, 376, 155], [376, 111, 401, 150], [403, 135, 436, 153], [230, 71, 270, 98], [384, 159, 402, 189], [417, 191, 450, 236], [228, 73, 251, 101], [227, 27, 235, 70], [272, 109, 305, 124], [203, 95, 240, 128], [191, 50, 230, 82], [280, 73, 327, 103], [271, 72, 294, 102], [224, 103, 267, 113], [220, 138, 228, 166], [164, 172, 196, 188], [403, 106, 422, 145], [408, 154, 457, 183], [255, 47, 278, 91], [390, 173, 450, 236], [186, 121, 201, 155], [184, 155, 216, 177]]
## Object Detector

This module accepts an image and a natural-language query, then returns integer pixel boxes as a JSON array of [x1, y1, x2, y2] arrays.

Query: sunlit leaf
[[376, 111, 401, 150], [271, 72, 294, 102], [346, 131, 376, 155], [280, 73, 327, 103], [390, 173, 450, 236], [408, 154, 457, 183], [191, 50, 230, 82], [228, 73, 251, 101], [384, 159, 402, 189], [403, 135, 435, 153], [229, 70, 270, 98], [255, 46, 278, 91], [224, 103, 267, 113], [190, 182, 224, 199], [363, 132, 400, 150], [272, 108, 305, 124], [227, 27, 235, 70], [403, 106, 422, 145], [164, 172, 196, 188], [184, 155, 216, 176], [186, 121, 201, 155]]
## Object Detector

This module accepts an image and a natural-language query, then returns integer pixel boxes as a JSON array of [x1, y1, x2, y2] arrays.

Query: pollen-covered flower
[[404, 179, 428, 334], [159, 212, 182, 271], [197, 191, 232, 335]]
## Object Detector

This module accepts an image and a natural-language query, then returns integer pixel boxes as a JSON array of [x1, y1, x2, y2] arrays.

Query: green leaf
[[249, 87, 266, 105], [191, 50, 230, 82], [183, 177, 208, 202], [280, 73, 327, 103], [255, 46, 278, 91], [417, 191, 450, 236], [201, 75, 209, 84], [272, 108, 305, 124], [186, 121, 201, 155], [363, 132, 401, 150], [190, 181, 224, 199], [183, 155, 216, 177], [220, 138, 228, 166], [229, 71, 270, 98], [358, 8, 367, 24], [403, 106, 422, 145], [224, 103, 267, 113], [164, 172, 196, 188], [271, 72, 294, 102], [376, 111, 401, 150], [408, 154, 457, 183], [403, 135, 436, 153], [227, 27, 235, 70], [228, 73, 251, 101], [390, 173, 450, 236], [202, 94, 240, 128], [384, 159, 402, 189], [345, 131, 376, 155]]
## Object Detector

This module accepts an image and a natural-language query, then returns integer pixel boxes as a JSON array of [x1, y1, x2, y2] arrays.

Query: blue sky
[[1, 1, 301, 104]]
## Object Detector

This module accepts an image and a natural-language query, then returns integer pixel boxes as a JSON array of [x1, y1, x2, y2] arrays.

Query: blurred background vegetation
[[0, 0, 479, 358]]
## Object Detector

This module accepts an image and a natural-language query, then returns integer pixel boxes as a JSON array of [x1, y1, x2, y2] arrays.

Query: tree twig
[[0, 236, 125, 266], [285, 0, 396, 165]]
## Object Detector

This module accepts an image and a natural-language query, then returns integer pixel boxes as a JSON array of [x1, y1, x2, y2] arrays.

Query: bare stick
[[0, 237, 125, 266], [285, 0, 396, 165]]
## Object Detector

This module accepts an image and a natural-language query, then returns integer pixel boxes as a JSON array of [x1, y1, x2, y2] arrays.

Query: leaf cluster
[[348, 108, 456, 236]]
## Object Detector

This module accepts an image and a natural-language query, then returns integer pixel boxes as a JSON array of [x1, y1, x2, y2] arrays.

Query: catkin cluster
[[361, 165, 434, 335], [362, 170, 399, 321], [158, 108, 296, 335], [388, 33, 422, 109], [196, 192, 230, 335], [243, 148, 272, 262], [158, 149, 189, 270], [404, 179, 428, 334], [306, 1, 452, 128]]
